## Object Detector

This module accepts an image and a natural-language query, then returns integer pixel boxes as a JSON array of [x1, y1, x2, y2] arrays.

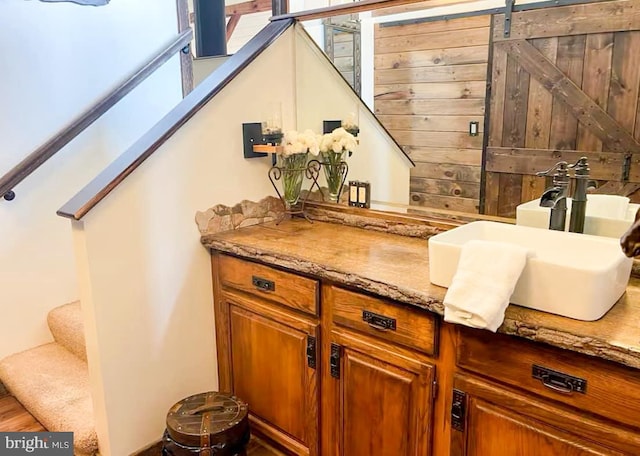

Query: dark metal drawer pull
[[330, 343, 341, 379], [532, 365, 587, 395], [362, 310, 396, 331], [252, 276, 275, 292]]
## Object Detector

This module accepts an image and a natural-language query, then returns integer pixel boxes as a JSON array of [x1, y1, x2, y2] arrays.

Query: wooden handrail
[[271, 0, 469, 21], [57, 18, 294, 221], [0, 28, 193, 201]]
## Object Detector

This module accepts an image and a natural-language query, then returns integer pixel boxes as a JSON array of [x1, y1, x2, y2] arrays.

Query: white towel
[[444, 240, 530, 332]]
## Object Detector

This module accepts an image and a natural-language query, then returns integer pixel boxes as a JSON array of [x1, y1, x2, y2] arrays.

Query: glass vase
[[280, 153, 308, 209], [321, 150, 347, 202]]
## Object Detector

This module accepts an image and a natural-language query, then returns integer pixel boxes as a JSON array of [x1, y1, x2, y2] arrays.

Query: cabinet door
[[227, 295, 319, 456], [328, 329, 435, 456], [451, 375, 630, 456]]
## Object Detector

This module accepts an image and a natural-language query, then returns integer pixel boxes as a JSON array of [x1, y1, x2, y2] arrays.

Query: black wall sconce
[[323, 120, 342, 134], [324, 112, 360, 137], [469, 121, 479, 137], [243, 102, 284, 159], [242, 122, 283, 159]]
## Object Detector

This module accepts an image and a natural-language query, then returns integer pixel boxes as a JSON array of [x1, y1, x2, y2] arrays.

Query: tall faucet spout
[[539, 188, 567, 230], [540, 187, 563, 207], [536, 161, 570, 231]]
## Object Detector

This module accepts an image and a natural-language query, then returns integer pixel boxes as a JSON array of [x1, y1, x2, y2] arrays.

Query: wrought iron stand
[[268, 159, 321, 224]]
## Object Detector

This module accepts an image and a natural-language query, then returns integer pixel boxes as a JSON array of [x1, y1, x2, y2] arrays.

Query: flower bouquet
[[269, 130, 320, 212], [319, 127, 358, 202]]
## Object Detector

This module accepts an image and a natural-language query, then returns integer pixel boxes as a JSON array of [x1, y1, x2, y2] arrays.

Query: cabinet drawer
[[457, 326, 640, 430], [218, 255, 319, 316], [329, 285, 437, 355]]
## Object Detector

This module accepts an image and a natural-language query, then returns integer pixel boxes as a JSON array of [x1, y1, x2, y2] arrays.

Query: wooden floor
[[246, 437, 287, 455], [0, 388, 283, 455], [0, 395, 46, 432]]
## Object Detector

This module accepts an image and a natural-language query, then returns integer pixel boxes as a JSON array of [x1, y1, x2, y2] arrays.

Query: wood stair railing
[[57, 18, 294, 221], [0, 28, 193, 202]]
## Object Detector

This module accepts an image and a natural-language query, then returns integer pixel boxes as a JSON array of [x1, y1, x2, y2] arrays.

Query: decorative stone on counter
[[305, 203, 459, 238], [195, 196, 284, 235], [202, 218, 640, 370]]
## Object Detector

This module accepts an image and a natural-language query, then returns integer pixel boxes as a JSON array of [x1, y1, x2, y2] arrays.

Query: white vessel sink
[[428, 221, 633, 321], [516, 194, 639, 238]]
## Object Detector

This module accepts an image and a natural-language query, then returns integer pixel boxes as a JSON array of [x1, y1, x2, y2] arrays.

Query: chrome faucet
[[537, 161, 570, 231], [536, 157, 592, 233]]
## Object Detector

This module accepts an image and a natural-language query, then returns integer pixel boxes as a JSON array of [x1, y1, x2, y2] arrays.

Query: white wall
[[72, 28, 297, 455], [193, 56, 230, 86], [294, 26, 411, 205], [0, 1, 182, 360], [227, 11, 273, 54]]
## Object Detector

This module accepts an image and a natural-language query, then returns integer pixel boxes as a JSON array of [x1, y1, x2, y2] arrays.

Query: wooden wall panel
[[374, 81, 487, 100], [492, 0, 640, 41], [388, 131, 483, 149], [607, 31, 640, 132], [522, 38, 557, 203], [374, 15, 490, 213], [404, 148, 482, 165], [486, 147, 629, 181], [375, 64, 487, 84], [375, 15, 490, 38], [412, 163, 481, 182], [374, 45, 489, 69], [487, 39, 507, 147], [410, 177, 480, 198], [375, 27, 489, 53], [409, 193, 480, 212], [374, 99, 485, 115], [577, 33, 613, 152], [497, 54, 529, 217], [549, 35, 586, 151], [376, 116, 484, 132]]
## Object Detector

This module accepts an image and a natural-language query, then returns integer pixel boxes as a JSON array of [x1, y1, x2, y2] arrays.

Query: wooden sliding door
[[485, 0, 640, 217]]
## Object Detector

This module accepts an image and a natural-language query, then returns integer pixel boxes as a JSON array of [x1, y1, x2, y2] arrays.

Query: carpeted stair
[[0, 302, 99, 456]]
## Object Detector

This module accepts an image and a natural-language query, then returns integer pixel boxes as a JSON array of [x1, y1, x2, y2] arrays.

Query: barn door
[[484, 0, 640, 217]]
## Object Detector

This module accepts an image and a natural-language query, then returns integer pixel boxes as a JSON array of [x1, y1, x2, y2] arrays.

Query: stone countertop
[[201, 219, 640, 369]]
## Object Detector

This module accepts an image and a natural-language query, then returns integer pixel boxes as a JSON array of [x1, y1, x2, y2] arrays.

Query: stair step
[[47, 301, 87, 362], [0, 342, 98, 455]]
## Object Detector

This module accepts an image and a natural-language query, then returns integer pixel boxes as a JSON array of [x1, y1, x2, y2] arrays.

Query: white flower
[[281, 129, 320, 157], [319, 127, 357, 154]]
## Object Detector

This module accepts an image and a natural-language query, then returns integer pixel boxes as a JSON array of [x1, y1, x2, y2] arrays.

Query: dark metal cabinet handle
[[540, 375, 574, 394], [368, 322, 390, 331], [252, 276, 275, 292], [362, 310, 396, 331], [532, 364, 586, 395], [330, 343, 341, 379], [306, 336, 316, 369]]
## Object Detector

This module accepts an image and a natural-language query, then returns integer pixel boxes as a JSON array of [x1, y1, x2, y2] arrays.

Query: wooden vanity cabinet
[[212, 254, 439, 456], [323, 285, 438, 456], [211, 251, 640, 456], [452, 327, 640, 455], [212, 253, 320, 456], [325, 328, 436, 456], [450, 374, 629, 456]]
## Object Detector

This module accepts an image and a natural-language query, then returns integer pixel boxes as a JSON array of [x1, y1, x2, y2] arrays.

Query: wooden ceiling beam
[[226, 0, 272, 16]]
